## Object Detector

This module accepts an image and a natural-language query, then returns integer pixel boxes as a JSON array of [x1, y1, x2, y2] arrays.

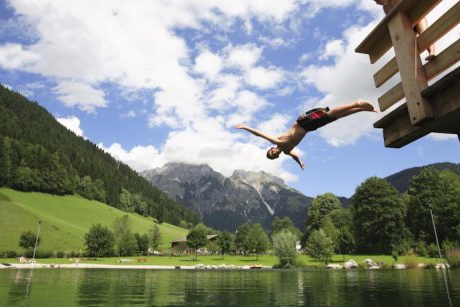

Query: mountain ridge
[[142, 162, 312, 231]]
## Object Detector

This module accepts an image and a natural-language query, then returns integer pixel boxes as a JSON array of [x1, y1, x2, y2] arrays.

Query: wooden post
[[387, 12, 433, 125]]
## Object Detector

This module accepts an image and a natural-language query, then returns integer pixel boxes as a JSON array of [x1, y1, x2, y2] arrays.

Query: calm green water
[[0, 268, 458, 306]]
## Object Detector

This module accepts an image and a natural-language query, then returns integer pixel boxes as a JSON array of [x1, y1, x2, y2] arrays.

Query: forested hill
[[0, 83, 200, 227], [386, 162, 460, 193]]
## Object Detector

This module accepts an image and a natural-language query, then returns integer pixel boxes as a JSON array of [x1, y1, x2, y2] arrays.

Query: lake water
[[0, 268, 458, 306]]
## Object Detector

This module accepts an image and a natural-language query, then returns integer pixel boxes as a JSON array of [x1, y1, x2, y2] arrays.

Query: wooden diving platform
[[356, 0, 460, 148]]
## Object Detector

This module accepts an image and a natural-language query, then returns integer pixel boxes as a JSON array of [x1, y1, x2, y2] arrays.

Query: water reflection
[[7, 270, 33, 306], [0, 269, 458, 306]]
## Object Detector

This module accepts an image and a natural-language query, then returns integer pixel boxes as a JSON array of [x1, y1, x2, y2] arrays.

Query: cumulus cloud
[[194, 50, 223, 79], [54, 81, 107, 113], [56, 116, 84, 137], [428, 133, 458, 142], [100, 143, 166, 172], [0, 43, 39, 69], [226, 44, 262, 69]]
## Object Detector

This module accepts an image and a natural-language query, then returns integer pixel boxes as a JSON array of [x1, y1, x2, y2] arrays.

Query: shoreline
[[0, 262, 272, 270], [0, 262, 450, 270]]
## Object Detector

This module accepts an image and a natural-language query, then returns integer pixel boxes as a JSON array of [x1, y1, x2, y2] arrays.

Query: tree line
[[302, 167, 460, 263], [0, 83, 200, 227], [178, 167, 460, 267]]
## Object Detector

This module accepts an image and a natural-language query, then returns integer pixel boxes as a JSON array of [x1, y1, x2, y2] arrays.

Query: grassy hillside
[[0, 188, 188, 253]]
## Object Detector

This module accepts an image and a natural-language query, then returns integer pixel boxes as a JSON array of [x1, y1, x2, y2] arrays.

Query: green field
[[0, 188, 188, 253]]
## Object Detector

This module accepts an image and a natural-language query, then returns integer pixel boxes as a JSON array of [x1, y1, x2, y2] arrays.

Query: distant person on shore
[[235, 100, 377, 170], [374, 0, 435, 61]]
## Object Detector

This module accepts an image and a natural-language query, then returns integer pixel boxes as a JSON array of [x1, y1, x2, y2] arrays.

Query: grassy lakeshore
[[0, 254, 442, 267]]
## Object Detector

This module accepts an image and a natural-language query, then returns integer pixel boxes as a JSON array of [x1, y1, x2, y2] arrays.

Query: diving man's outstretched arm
[[235, 123, 281, 145], [288, 151, 305, 170]]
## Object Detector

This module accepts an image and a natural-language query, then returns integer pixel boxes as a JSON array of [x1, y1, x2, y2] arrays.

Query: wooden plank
[[356, 0, 441, 62], [375, 66, 460, 147], [388, 12, 433, 124], [423, 64, 460, 97], [376, 89, 460, 147], [423, 36, 460, 81], [376, 39, 460, 110], [407, 0, 442, 25], [374, 103, 407, 128], [417, 1, 460, 54], [378, 83, 404, 111], [374, 57, 398, 87], [369, 34, 393, 64]]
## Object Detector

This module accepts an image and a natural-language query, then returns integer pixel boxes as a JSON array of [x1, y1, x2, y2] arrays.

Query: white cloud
[[54, 81, 107, 113], [226, 44, 262, 69], [0, 43, 39, 69], [56, 116, 84, 137], [234, 90, 267, 114], [194, 50, 223, 79], [122, 110, 137, 118], [428, 133, 458, 142], [99, 143, 166, 173], [256, 113, 290, 136], [246, 66, 284, 89], [208, 74, 241, 110], [302, 0, 359, 18], [318, 40, 344, 61]]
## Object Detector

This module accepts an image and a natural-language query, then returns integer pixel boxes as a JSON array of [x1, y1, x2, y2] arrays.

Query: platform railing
[[355, 0, 460, 147]]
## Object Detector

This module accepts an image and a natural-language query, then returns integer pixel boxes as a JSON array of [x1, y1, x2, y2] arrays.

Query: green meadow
[[0, 188, 188, 253]]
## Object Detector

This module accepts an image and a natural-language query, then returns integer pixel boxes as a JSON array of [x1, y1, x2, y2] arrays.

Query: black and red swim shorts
[[296, 107, 337, 131]]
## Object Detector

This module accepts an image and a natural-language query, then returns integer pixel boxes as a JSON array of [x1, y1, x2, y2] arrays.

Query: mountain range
[[142, 162, 460, 232], [142, 163, 313, 231]]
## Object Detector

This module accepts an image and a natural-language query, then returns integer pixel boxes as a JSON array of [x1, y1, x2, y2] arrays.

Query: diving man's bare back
[[235, 100, 376, 170]]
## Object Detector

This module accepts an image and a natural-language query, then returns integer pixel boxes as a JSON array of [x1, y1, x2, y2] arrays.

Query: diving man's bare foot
[[357, 100, 378, 112]]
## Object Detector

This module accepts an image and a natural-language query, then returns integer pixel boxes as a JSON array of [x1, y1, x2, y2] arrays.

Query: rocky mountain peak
[[142, 163, 311, 231], [230, 169, 285, 186]]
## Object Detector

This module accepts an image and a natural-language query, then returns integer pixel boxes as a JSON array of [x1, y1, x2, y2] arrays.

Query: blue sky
[[0, 0, 459, 198]]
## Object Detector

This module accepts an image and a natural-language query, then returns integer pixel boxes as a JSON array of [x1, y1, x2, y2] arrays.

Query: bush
[[56, 251, 65, 258], [445, 249, 460, 268], [391, 250, 398, 263], [404, 253, 419, 269], [24, 250, 52, 258], [442, 240, 459, 254], [392, 238, 413, 256], [272, 230, 298, 268], [415, 241, 427, 257], [427, 243, 439, 258], [1, 250, 18, 258], [68, 250, 81, 258]]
